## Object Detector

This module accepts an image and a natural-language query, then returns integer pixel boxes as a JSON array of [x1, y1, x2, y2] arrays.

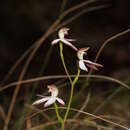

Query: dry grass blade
[[0, 105, 6, 121], [95, 28, 130, 63], [26, 105, 56, 122], [100, 115, 127, 122], [0, 74, 129, 92], [1, 44, 35, 84], [71, 92, 91, 130], [62, 0, 97, 18], [94, 87, 121, 114], [56, 5, 108, 30], [88, 28, 130, 77], [29, 119, 115, 130], [26, 118, 32, 130], [28, 107, 130, 130], [73, 92, 91, 119]]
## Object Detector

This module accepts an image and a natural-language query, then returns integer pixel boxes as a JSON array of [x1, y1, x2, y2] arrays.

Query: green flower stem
[[54, 103, 62, 122], [61, 122, 65, 130], [54, 102, 64, 130], [64, 68, 80, 122], [59, 42, 81, 128], [59, 42, 73, 84]]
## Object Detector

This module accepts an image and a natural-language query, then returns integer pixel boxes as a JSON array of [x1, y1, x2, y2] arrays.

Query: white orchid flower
[[51, 27, 78, 51], [32, 85, 65, 107], [77, 47, 103, 72]]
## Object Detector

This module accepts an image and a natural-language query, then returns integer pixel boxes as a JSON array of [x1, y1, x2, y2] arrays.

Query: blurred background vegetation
[[0, 0, 130, 130]]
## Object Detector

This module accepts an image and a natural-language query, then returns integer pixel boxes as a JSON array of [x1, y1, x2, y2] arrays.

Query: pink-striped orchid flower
[[77, 47, 103, 72], [51, 27, 78, 51], [32, 85, 65, 107]]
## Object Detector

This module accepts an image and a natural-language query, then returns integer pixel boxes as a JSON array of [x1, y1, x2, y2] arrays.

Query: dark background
[[0, 0, 130, 80]]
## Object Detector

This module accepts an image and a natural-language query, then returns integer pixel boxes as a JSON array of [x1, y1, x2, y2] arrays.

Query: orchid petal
[[65, 39, 76, 42], [79, 60, 88, 72], [44, 97, 56, 107], [56, 97, 65, 105], [83, 60, 103, 67], [78, 47, 90, 53], [61, 39, 78, 51], [86, 64, 98, 70], [51, 39, 60, 45], [32, 97, 50, 105]]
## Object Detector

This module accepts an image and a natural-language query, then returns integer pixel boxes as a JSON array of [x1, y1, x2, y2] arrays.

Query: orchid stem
[[54, 103, 64, 130], [59, 42, 73, 84], [59, 41, 80, 124], [64, 68, 80, 122]]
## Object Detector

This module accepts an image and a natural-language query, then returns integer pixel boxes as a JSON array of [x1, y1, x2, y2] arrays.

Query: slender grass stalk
[[59, 42, 73, 84]]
